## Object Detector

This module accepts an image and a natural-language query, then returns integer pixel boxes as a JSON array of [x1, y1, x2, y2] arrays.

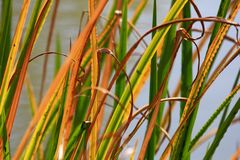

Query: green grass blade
[[180, 1, 192, 117], [73, 76, 91, 128], [146, 0, 157, 159], [115, 0, 128, 107], [207, 0, 231, 52], [179, 1, 193, 159], [218, 69, 240, 127], [189, 84, 240, 150], [203, 98, 240, 160], [54, 33, 62, 77], [155, 0, 176, 149]]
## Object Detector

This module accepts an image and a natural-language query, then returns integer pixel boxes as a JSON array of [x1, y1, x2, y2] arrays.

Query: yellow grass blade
[[88, 0, 99, 159]]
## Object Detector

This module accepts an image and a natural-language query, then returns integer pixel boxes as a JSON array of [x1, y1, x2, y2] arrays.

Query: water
[[10, 0, 240, 159]]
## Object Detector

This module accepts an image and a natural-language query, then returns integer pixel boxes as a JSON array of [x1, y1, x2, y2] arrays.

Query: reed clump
[[0, 0, 239, 159]]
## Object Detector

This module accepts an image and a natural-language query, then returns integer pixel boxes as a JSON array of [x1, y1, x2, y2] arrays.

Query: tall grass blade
[[54, 33, 62, 77], [146, 0, 157, 159], [88, 0, 99, 159], [115, 0, 128, 107], [179, 1, 193, 159], [218, 69, 240, 127]]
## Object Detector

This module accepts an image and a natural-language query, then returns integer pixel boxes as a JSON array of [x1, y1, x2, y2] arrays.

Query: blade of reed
[[145, 0, 157, 159], [203, 98, 240, 159], [88, 0, 99, 159], [115, 0, 128, 107], [163, 1, 240, 159], [54, 33, 62, 77], [218, 69, 240, 127], [97, 0, 188, 159], [65, 122, 90, 159], [206, 0, 231, 73], [190, 83, 240, 150], [153, 0, 177, 153], [179, 1, 193, 159], [0, 0, 12, 85], [180, 1, 192, 117]]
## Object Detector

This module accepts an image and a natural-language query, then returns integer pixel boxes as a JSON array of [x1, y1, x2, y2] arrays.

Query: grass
[[0, 0, 240, 159]]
